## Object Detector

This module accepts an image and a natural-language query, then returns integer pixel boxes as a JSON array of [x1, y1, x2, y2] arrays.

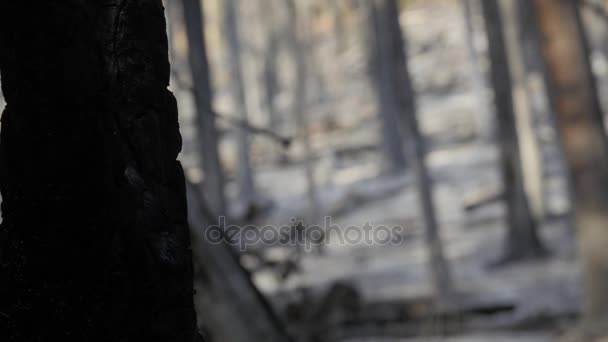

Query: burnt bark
[[0, 1, 200, 341], [480, 0, 546, 263]]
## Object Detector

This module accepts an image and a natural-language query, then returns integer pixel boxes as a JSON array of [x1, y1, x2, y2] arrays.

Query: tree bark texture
[[0, 1, 200, 341]]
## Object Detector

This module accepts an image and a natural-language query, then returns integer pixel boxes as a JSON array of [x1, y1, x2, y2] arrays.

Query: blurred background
[[157, 0, 608, 341]]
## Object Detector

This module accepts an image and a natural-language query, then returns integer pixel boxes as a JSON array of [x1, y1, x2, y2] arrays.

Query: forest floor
[[252, 137, 577, 341], [173, 0, 584, 340]]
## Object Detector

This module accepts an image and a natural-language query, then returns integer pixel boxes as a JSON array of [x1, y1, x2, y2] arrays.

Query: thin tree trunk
[[516, 0, 571, 220], [480, 0, 546, 263], [182, 0, 226, 217], [330, 0, 347, 54], [260, 0, 285, 163], [374, 0, 455, 310], [533, 0, 608, 336], [224, 0, 257, 208], [0, 1, 200, 341], [367, 0, 408, 174], [287, 0, 321, 230], [499, 0, 546, 222], [461, 0, 494, 142]]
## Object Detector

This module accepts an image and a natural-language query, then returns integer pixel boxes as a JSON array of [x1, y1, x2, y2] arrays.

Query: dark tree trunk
[[372, 0, 455, 310], [533, 0, 608, 336], [515, 0, 570, 219], [499, 0, 546, 222], [182, 0, 226, 217], [286, 0, 321, 230], [224, 0, 257, 208], [0, 1, 200, 341], [366, 0, 408, 173], [260, 0, 285, 163], [461, 0, 494, 142], [480, 0, 546, 263]]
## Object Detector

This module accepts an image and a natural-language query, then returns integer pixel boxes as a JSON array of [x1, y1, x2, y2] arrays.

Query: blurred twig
[[215, 113, 292, 148], [171, 70, 292, 148]]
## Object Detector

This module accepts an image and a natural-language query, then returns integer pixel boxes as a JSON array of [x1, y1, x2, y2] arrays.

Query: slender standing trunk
[[499, 0, 546, 222], [224, 0, 257, 208], [286, 0, 321, 230], [0, 1, 200, 341], [516, 0, 571, 220], [480, 0, 546, 263], [374, 0, 455, 310], [461, 0, 494, 142], [260, 0, 285, 163], [534, 0, 608, 336], [182, 0, 226, 217], [367, 0, 408, 173]]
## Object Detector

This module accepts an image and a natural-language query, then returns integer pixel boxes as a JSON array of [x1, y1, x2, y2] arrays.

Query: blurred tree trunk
[[330, 0, 347, 54], [260, 0, 286, 163], [182, 0, 226, 217], [180, 3, 290, 341], [224, 0, 257, 210], [533, 0, 608, 336], [499, 0, 546, 222], [516, 0, 571, 219], [373, 0, 455, 310], [461, 0, 494, 142], [480, 0, 546, 263], [0, 1, 200, 341], [367, 0, 408, 174], [186, 183, 291, 342], [286, 0, 321, 231]]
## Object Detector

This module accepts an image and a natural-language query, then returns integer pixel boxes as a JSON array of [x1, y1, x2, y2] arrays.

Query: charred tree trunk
[[0, 1, 200, 341], [480, 0, 546, 263], [367, 1, 408, 173], [533, 0, 608, 336], [373, 0, 455, 310], [182, 0, 226, 217], [224, 0, 257, 209]]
